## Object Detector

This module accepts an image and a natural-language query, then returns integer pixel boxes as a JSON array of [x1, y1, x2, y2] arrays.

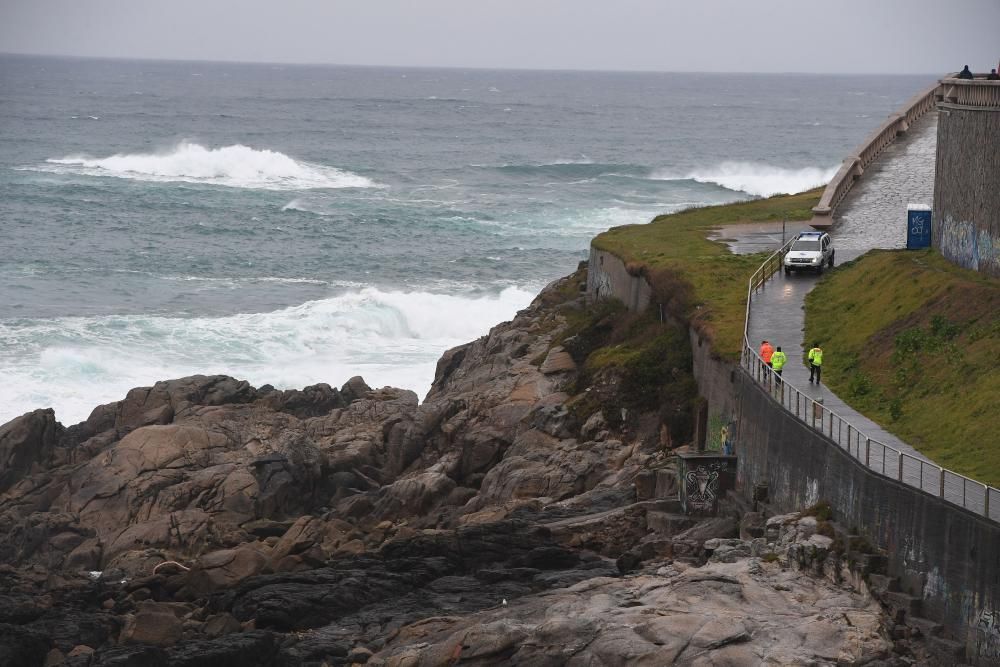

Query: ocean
[[0, 54, 932, 425]]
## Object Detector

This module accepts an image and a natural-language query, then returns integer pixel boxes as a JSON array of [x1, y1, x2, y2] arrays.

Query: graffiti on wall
[[938, 215, 1000, 277], [978, 609, 1000, 659], [685, 461, 730, 513]]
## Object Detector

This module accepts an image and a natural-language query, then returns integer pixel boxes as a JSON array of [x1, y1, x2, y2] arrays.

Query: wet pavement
[[735, 112, 991, 515]]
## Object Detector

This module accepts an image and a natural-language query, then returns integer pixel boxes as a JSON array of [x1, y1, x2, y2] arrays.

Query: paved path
[[739, 112, 993, 517]]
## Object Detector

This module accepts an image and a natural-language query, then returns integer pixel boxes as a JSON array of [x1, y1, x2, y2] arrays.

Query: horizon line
[[0, 50, 946, 78]]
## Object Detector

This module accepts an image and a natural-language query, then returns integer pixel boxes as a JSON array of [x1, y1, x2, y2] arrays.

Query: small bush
[[930, 314, 960, 341], [848, 372, 874, 398], [804, 500, 833, 522]]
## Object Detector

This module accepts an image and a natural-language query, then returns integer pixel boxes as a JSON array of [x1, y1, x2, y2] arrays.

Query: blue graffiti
[[939, 215, 1000, 276]]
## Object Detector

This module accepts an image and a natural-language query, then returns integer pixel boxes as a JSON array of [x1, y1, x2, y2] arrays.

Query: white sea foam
[[0, 286, 536, 426], [35, 142, 377, 191], [650, 162, 837, 197]]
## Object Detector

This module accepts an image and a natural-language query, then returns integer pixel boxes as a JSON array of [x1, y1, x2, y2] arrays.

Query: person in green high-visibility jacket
[[771, 346, 787, 382], [808, 342, 823, 384]]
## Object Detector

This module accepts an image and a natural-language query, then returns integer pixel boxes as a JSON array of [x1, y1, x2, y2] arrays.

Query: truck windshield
[[792, 240, 821, 251]]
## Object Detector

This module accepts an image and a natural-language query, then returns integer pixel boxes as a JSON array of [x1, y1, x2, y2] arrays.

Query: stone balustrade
[[937, 76, 1000, 109], [809, 80, 942, 228]]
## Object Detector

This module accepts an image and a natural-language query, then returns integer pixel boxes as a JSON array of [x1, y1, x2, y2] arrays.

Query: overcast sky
[[1, 0, 998, 74]]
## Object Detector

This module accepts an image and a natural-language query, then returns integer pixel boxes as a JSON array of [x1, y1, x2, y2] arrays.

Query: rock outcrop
[[0, 268, 923, 665]]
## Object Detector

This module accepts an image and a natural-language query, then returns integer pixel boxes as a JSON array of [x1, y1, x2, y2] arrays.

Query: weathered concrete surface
[[586, 247, 651, 312], [934, 103, 1000, 276], [734, 371, 1000, 665]]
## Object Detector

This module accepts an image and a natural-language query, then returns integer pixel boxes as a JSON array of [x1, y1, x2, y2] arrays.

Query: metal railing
[[810, 80, 942, 226], [741, 244, 1000, 522]]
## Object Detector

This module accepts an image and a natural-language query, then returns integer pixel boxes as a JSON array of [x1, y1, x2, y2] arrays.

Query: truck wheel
[[784, 266, 791, 276], [828, 253, 835, 268]]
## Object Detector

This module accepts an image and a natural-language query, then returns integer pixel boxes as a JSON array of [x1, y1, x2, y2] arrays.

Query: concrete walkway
[[739, 112, 992, 517]]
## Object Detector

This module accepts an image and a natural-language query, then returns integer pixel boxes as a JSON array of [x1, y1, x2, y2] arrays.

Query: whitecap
[[648, 162, 837, 197], [0, 286, 537, 426], [34, 141, 378, 191]]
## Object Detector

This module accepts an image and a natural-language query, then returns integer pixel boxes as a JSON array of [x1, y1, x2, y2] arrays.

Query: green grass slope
[[805, 249, 1000, 485], [592, 189, 820, 359]]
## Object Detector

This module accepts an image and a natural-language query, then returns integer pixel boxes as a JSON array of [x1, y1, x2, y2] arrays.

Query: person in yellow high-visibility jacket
[[771, 346, 787, 382], [808, 343, 823, 384]]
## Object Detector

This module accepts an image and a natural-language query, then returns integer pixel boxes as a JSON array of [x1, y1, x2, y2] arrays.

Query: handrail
[[741, 247, 999, 522], [809, 80, 942, 226]]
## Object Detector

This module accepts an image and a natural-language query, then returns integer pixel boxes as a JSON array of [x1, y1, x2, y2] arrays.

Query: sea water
[[0, 55, 932, 425]]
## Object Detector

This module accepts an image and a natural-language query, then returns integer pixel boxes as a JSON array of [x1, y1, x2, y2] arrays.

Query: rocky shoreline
[[0, 268, 931, 666]]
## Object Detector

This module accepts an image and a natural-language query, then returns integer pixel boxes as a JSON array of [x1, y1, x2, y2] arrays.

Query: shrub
[[804, 500, 833, 522]]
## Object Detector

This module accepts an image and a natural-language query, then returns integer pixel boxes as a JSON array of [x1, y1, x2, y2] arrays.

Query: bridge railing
[[741, 242, 1000, 522], [809, 81, 942, 227]]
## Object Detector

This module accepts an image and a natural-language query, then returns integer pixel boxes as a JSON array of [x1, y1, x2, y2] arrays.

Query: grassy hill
[[592, 189, 820, 359], [805, 249, 1000, 485]]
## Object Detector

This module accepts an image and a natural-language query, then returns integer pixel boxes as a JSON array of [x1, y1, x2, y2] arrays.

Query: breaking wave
[[34, 142, 377, 190], [0, 286, 535, 426], [650, 162, 837, 197]]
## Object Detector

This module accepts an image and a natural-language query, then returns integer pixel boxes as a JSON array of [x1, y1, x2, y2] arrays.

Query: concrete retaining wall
[[933, 97, 1000, 277], [586, 247, 651, 313], [587, 240, 1000, 662], [733, 369, 1000, 664]]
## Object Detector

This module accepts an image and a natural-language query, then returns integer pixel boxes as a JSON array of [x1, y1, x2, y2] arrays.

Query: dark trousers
[[809, 363, 821, 383]]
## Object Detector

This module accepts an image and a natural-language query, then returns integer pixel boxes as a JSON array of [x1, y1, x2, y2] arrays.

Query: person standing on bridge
[[771, 346, 787, 382], [808, 343, 823, 384]]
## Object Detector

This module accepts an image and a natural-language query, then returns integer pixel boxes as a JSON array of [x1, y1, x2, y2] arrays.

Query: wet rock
[[184, 545, 270, 596], [365, 557, 891, 665], [165, 630, 278, 667], [0, 408, 63, 492], [0, 623, 50, 667], [120, 602, 183, 647], [539, 346, 576, 374], [203, 613, 241, 639]]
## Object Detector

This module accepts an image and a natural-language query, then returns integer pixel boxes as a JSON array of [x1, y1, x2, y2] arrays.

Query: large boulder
[[0, 409, 63, 493], [120, 602, 183, 647]]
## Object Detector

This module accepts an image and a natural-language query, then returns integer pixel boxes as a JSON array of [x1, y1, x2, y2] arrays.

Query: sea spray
[[0, 286, 536, 426]]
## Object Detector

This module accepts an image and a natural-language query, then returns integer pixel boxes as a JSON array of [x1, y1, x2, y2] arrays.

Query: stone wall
[[733, 369, 1000, 665], [933, 98, 1000, 277]]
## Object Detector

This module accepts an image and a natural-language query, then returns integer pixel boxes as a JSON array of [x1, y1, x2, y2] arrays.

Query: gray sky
[[1, 0, 998, 74]]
